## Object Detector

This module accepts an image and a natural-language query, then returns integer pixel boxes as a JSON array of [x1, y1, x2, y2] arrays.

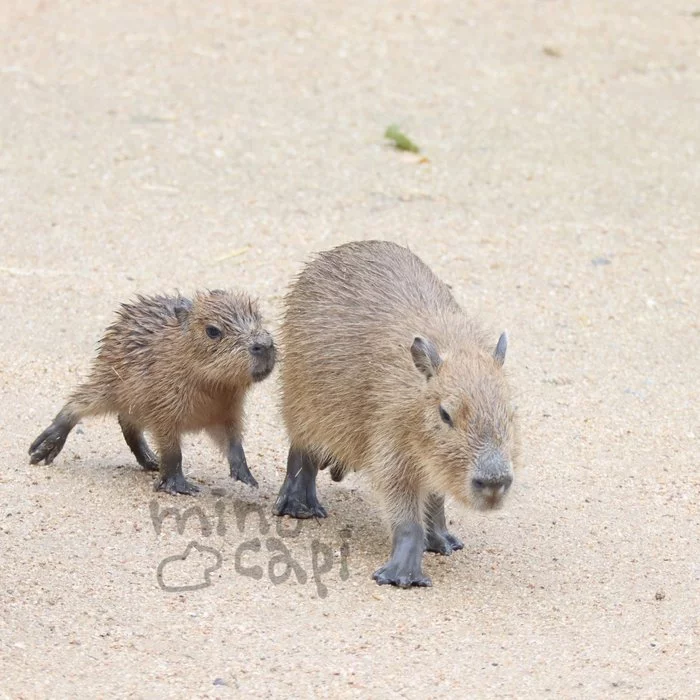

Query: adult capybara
[[274, 240, 519, 588]]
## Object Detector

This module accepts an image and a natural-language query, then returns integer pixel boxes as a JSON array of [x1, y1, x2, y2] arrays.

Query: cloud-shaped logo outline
[[156, 540, 223, 592]]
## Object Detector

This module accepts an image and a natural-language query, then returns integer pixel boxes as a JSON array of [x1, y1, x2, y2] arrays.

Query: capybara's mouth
[[251, 362, 274, 382], [475, 495, 505, 511], [472, 488, 509, 512], [250, 346, 276, 382]]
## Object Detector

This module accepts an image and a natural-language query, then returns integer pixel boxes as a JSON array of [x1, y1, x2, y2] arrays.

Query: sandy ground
[[1, 1, 699, 697]]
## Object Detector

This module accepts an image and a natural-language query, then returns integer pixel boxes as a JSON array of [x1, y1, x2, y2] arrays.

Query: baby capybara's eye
[[205, 325, 222, 339]]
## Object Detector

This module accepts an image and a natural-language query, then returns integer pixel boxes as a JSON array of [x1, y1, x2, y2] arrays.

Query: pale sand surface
[[1, 1, 698, 697]]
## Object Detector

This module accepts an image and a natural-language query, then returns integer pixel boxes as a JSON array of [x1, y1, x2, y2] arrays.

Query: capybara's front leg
[[153, 437, 199, 496], [373, 484, 431, 588], [424, 493, 464, 555], [373, 520, 431, 589]]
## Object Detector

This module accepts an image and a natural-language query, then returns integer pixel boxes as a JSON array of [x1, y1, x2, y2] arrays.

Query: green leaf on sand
[[384, 124, 420, 153]]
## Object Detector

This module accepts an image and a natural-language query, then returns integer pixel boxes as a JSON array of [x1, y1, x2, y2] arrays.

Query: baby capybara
[[29, 290, 275, 495]]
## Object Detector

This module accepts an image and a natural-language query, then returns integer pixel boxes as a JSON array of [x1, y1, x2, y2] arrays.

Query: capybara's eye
[[439, 405, 453, 427], [206, 325, 222, 340]]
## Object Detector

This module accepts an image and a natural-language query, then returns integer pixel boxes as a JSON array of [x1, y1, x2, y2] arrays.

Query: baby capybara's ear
[[174, 299, 192, 326]]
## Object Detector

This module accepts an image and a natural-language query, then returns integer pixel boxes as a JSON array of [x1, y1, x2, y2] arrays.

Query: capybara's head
[[176, 290, 276, 386], [409, 332, 518, 510]]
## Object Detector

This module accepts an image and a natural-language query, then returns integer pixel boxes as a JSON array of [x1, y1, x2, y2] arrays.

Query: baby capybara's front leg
[[153, 436, 199, 496]]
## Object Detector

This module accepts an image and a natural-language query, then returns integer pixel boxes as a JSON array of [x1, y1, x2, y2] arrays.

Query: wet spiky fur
[[28, 289, 275, 479]]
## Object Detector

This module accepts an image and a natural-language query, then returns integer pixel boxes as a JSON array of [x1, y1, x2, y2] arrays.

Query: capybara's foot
[[154, 473, 200, 495], [228, 440, 258, 488], [274, 448, 327, 518], [425, 529, 464, 555], [274, 480, 328, 519], [229, 454, 258, 488], [373, 521, 431, 588], [373, 562, 432, 589], [28, 421, 71, 465]]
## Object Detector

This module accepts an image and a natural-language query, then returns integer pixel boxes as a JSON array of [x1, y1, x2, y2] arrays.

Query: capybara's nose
[[250, 337, 274, 357], [472, 472, 513, 495]]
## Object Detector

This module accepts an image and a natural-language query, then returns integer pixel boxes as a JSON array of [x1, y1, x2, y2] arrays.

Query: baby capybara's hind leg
[[29, 382, 110, 465], [118, 415, 158, 471], [28, 405, 77, 465], [274, 447, 327, 519]]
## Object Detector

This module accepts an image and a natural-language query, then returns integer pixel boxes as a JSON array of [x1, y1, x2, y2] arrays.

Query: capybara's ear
[[410, 336, 442, 379], [174, 301, 190, 326], [494, 331, 508, 367]]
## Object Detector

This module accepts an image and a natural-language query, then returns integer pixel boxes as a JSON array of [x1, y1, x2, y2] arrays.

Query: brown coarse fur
[[70, 291, 267, 433], [280, 240, 519, 545], [29, 289, 276, 494]]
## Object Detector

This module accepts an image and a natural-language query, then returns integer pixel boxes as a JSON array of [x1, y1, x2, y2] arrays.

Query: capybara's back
[[281, 240, 501, 472], [276, 239, 518, 588], [284, 241, 450, 458]]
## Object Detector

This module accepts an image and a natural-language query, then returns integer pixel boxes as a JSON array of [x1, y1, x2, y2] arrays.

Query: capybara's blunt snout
[[249, 332, 276, 382], [471, 448, 513, 509], [249, 334, 274, 357]]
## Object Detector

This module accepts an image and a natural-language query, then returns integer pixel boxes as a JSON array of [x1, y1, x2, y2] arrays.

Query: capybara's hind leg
[[30, 382, 109, 465], [227, 438, 258, 488], [424, 494, 464, 555], [329, 461, 347, 482], [118, 415, 158, 471], [274, 447, 327, 519], [28, 406, 78, 465]]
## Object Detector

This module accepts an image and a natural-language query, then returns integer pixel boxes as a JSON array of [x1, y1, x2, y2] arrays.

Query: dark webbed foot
[[372, 522, 432, 588], [231, 459, 258, 488], [425, 529, 464, 555], [275, 490, 328, 519], [140, 453, 159, 472], [154, 473, 200, 495], [274, 448, 327, 519], [28, 419, 73, 465], [373, 563, 432, 588], [424, 493, 463, 555], [228, 441, 258, 488], [154, 445, 198, 495]]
